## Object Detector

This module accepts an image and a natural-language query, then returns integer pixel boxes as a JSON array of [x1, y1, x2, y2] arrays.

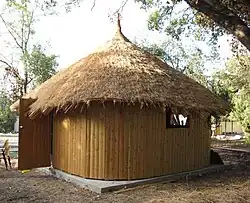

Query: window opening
[[166, 109, 189, 128]]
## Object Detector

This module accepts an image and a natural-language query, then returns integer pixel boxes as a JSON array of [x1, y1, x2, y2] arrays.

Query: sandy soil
[[0, 149, 249, 203]]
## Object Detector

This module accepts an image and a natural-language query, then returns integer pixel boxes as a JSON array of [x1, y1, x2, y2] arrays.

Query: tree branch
[[24, 11, 34, 52], [90, 0, 96, 11], [0, 15, 23, 50], [27, 78, 33, 85], [0, 59, 22, 82], [185, 0, 250, 51], [0, 59, 13, 69]]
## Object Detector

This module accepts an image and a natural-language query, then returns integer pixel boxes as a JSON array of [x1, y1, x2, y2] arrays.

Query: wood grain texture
[[52, 103, 210, 180], [18, 98, 51, 170]]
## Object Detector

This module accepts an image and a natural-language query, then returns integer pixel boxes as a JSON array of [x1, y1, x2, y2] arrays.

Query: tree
[[139, 0, 250, 51], [212, 56, 250, 133], [23, 45, 58, 87], [136, 39, 210, 87], [0, 91, 16, 133], [183, 0, 250, 51], [136, 39, 187, 70], [0, 0, 58, 100], [44, 0, 250, 51]]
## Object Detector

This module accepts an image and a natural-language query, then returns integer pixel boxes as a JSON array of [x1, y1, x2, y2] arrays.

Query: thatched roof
[[10, 19, 227, 117]]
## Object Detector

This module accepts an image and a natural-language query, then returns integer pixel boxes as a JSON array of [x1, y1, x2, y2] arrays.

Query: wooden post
[[7, 155, 12, 169], [2, 149, 8, 170]]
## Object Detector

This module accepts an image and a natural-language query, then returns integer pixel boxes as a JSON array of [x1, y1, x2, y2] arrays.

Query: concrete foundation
[[38, 164, 231, 193]]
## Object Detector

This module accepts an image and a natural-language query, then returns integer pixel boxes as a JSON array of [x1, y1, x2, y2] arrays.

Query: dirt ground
[[0, 145, 250, 202], [211, 138, 249, 149]]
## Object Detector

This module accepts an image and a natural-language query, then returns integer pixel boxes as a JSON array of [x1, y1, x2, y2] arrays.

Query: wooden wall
[[52, 103, 211, 180], [18, 98, 51, 170]]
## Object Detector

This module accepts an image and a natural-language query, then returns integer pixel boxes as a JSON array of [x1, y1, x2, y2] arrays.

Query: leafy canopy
[[212, 56, 250, 132], [0, 0, 58, 99], [0, 91, 16, 133]]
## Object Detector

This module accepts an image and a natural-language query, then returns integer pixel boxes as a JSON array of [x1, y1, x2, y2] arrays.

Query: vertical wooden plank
[[174, 129, 178, 173], [76, 114, 81, 175], [123, 108, 129, 179], [82, 108, 88, 177], [118, 106, 125, 179], [78, 114, 82, 176], [89, 109, 94, 178], [181, 128, 186, 172], [52, 115, 56, 168], [113, 107, 119, 179], [77, 114, 81, 175], [94, 108, 99, 178], [172, 129, 176, 173], [153, 110, 158, 176], [139, 108, 145, 178], [106, 108, 112, 179], [127, 107, 133, 180], [136, 107, 141, 178], [158, 110, 164, 175], [98, 108, 104, 179], [128, 106, 133, 179], [67, 117, 71, 173], [109, 107, 115, 179], [60, 116, 64, 171], [199, 117, 202, 167], [104, 107, 108, 179], [163, 112, 169, 174], [158, 111, 163, 175], [194, 113, 199, 169], [71, 115, 76, 174], [186, 117, 190, 171], [153, 110, 157, 176], [55, 116, 60, 169], [148, 108, 152, 177], [143, 108, 149, 178], [132, 107, 138, 179], [143, 107, 148, 177], [68, 116, 72, 174], [86, 109, 91, 178]]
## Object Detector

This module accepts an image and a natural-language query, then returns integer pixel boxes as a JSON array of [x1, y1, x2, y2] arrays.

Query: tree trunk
[[24, 71, 28, 94], [184, 0, 250, 51]]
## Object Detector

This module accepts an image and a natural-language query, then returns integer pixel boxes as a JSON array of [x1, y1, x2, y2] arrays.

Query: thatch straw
[[10, 21, 228, 117]]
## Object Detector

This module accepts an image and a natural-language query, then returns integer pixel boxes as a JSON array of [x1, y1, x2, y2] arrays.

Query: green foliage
[[212, 56, 250, 133], [22, 45, 58, 87], [0, 0, 58, 97], [134, 0, 250, 51], [137, 39, 209, 88], [0, 91, 16, 133], [243, 134, 250, 145], [210, 71, 232, 104], [183, 51, 209, 88], [136, 0, 222, 45]]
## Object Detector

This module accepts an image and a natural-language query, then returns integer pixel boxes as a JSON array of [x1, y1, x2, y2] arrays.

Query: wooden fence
[[216, 121, 244, 135], [0, 133, 18, 158]]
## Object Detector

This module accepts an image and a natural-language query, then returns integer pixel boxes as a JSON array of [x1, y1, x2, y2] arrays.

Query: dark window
[[166, 109, 189, 128]]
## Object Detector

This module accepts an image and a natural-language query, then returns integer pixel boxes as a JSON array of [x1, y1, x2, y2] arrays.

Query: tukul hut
[[11, 18, 227, 180]]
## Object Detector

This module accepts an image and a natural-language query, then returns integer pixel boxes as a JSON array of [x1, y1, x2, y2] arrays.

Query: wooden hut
[[11, 18, 227, 180]]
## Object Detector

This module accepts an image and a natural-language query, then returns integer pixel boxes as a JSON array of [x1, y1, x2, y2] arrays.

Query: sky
[[34, 0, 165, 69], [0, 0, 232, 76]]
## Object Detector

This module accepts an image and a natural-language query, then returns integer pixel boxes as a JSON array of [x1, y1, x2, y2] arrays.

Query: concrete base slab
[[38, 164, 232, 193]]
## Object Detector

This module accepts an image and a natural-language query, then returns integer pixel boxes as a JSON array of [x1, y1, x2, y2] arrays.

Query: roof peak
[[117, 13, 121, 31], [116, 13, 122, 34], [113, 13, 130, 42]]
